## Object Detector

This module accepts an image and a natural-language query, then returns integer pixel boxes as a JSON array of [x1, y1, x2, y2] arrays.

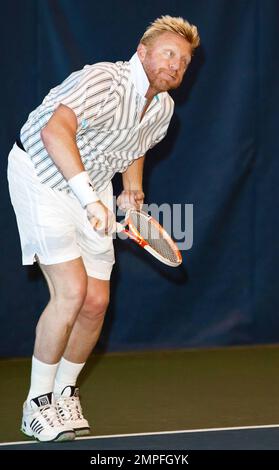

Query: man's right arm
[[41, 103, 115, 233], [41, 103, 84, 179]]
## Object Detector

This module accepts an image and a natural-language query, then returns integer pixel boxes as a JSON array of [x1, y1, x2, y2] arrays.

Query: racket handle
[[115, 222, 124, 233], [115, 209, 131, 233]]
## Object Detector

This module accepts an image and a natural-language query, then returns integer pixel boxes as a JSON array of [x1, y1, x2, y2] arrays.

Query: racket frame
[[117, 209, 182, 267]]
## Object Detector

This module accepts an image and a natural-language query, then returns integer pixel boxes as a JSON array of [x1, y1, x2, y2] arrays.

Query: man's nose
[[169, 60, 179, 71]]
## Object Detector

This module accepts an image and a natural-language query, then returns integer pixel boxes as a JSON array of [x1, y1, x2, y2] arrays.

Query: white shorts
[[7, 143, 115, 280]]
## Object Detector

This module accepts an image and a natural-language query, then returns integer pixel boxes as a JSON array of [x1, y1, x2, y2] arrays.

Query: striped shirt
[[20, 53, 174, 193]]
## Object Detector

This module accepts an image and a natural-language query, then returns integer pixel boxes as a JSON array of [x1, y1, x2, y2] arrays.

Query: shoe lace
[[38, 404, 64, 428], [57, 396, 84, 422]]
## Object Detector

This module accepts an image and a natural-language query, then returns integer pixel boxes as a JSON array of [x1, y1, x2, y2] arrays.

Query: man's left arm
[[117, 156, 145, 211]]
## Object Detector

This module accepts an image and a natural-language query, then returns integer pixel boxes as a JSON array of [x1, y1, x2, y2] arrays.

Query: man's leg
[[54, 276, 110, 435], [22, 257, 88, 442], [64, 276, 110, 362], [33, 257, 88, 364]]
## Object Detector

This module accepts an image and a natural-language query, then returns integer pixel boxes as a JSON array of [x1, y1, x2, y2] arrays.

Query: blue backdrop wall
[[1, 0, 279, 356]]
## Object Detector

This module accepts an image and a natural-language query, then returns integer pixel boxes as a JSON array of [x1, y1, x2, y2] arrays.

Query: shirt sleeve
[[149, 95, 174, 149], [58, 64, 119, 131]]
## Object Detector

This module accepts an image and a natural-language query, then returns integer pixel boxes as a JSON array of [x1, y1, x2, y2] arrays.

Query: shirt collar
[[129, 52, 150, 98]]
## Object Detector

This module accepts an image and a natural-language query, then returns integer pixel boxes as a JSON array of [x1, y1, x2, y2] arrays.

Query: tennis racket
[[116, 209, 182, 267]]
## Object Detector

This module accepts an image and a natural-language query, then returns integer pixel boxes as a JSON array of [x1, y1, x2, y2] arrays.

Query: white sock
[[53, 357, 85, 398], [26, 356, 59, 402]]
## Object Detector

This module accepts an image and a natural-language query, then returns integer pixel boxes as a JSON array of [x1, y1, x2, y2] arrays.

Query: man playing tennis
[[8, 15, 200, 441]]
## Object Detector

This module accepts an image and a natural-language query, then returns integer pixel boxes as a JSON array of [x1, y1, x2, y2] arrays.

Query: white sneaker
[[56, 386, 90, 436], [21, 392, 75, 442]]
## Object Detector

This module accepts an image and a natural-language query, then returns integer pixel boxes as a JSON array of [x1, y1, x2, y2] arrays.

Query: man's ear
[[137, 43, 147, 62]]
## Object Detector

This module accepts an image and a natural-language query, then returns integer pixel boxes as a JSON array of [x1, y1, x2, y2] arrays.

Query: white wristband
[[68, 171, 99, 208]]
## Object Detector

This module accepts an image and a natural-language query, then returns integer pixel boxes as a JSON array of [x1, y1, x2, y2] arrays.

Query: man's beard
[[151, 74, 181, 92]]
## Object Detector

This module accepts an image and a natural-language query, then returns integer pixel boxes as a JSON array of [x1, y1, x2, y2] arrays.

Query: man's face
[[138, 32, 192, 94]]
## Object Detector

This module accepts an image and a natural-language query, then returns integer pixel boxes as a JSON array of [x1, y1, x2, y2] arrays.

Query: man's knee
[[51, 277, 88, 312], [40, 259, 88, 312], [81, 291, 110, 320]]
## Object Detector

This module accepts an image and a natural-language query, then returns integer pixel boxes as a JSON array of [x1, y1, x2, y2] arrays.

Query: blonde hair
[[140, 15, 200, 53]]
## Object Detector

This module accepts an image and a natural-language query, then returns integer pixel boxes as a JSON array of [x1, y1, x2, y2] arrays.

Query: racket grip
[[115, 222, 124, 233]]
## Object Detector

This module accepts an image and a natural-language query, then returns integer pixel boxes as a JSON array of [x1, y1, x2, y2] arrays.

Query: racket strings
[[131, 212, 179, 264]]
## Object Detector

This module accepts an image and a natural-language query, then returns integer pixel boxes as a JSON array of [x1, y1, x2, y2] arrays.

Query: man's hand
[[116, 190, 145, 212], [86, 201, 116, 235]]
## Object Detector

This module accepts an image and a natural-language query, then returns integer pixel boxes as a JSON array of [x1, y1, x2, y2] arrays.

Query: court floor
[[1, 345, 279, 449], [1, 425, 279, 449]]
